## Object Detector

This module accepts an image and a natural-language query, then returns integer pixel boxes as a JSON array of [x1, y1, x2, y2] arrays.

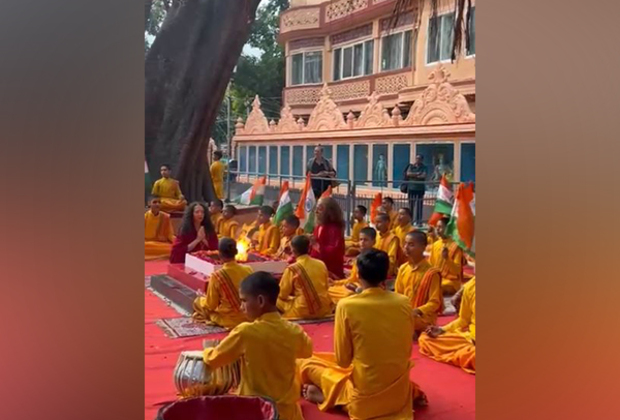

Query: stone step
[[150, 275, 199, 315]]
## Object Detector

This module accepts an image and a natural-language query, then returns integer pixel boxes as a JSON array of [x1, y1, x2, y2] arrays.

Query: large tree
[[145, 0, 262, 203]]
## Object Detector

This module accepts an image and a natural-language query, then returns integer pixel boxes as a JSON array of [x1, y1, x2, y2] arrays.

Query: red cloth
[[311, 223, 345, 278], [170, 229, 218, 263]]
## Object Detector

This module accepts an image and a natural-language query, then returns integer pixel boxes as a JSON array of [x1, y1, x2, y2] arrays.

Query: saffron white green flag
[[274, 181, 294, 225], [429, 175, 453, 226], [294, 173, 316, 233], [446, 183, 475, 257], [233, 176, 266, 205]]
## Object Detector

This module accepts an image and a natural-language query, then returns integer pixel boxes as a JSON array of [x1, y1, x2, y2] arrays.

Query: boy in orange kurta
[[192, 238, 252, 329], [144, 196, 175, 260], [252, 206, 281, 257], [395, 231, 443, 335], [429, 217, 465, 295], [345, 205, 369, 257], [277, 235, 333, 320], [151, 164, 187, 212], [218, 205, 240, 239], [274, 215, 302, 261], [375, 213, 402, 278]]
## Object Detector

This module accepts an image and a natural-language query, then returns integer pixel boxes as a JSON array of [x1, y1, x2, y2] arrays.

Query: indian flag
[[428, 174, 454, 226], [320, 185, 333, 198], [233, 176, 266, 205], [446, 182, 475, 257], [295, 173, 316, 233], [274, 181, 294, 225]]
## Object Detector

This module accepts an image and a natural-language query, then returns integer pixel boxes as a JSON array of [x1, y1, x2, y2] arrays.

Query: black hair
[[240, 271, 280, 305], [161, 163, 172, 170], [148, 195, 160, 203], [211, 199, 224, 209], [218, 237, 237, 259], [356, 205, 368, 216], [259, 205, 275, 217], [399, 207, 413, 219], [284, 215, 300, 228], [382, 196, 394, 205], [179, 202, 216, 236], [359, 227, 377, 240], [213, 150, 223, 159], [224, 204, 237, 215], [356, 249, 389, 286], [438, 216, 450, 226], [291, 235, 310, 255], [376, 212, 390, 223], [406, 230, 428, 247]]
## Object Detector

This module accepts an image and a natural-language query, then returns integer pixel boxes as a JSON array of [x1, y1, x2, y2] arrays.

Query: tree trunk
[[145, 0, 262, 203]]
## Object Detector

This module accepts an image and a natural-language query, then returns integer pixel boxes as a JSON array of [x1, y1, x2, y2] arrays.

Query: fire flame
[[236, 237, 251, 262]]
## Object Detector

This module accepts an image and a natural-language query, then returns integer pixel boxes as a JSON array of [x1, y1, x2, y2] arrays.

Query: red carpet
[[145, 261, 475, 420]]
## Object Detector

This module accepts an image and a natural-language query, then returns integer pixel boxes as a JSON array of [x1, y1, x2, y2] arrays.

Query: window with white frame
[[427, 12, 455, 64], [380, 30, 412, 72], [333, 39, 374, 81], [466, 7, 475, 56], [291, 51, 323, 85]]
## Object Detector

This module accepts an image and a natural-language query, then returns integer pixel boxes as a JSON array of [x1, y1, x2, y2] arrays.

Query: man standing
[[404, 155, 427, 226], [307, 146, 336, 199]]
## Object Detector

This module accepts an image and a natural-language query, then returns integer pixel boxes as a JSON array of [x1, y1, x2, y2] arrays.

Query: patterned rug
[[156, 315, 335, 339]]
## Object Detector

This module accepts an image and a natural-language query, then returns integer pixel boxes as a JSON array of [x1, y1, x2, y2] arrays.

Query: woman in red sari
[[310, 197, 345, 278], [170, 202, 218, 264]]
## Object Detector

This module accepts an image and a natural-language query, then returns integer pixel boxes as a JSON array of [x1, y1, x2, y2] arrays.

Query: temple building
[[232, 0, 476, 194]]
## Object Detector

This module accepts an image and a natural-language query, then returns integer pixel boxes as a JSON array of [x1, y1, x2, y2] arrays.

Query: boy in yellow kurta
[[429, 217, 464, 295], [151, 164, 187, 212], [219, 204, 240, 239], [144, 196, 175, 260], [299, 249, 427, 419], [277, 235, 333, 320], [203, 271, 313, 420], [209, 199, 224, 235], [419, 277, 475, 374], [329, 227, 377, 304], [375, 213, 401, 278], [345, 205, 368, 257], [210, 150, 226, 200], [253, 206, 281, 257], [395, 231, 443, 335], [274, 215, 301, 260], [192, 238, 253, 329], [392, 207, 416, 245], [382, 196, 398, 230]]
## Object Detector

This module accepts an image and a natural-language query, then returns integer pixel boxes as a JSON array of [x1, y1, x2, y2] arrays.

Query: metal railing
[[225, 171, 473, 234]]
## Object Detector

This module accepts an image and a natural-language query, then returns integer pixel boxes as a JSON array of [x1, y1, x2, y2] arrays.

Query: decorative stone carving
[[375, 73, 410, 95], [391, 104, 403, 126], [331, 23, 373, 46], [404, 65, 476, 125], [297, 117, 306, 130], [243, 96, 270, 134], [269, 119, 277, 132], [346, 111, 356, 129], [284, 86, 322, 106], [355, 91, 391, 128], [276, 105, 299, 133], [306, 84, 347, 131], [330, 80, 371, 101], [281, 7, 320, 33], [325, 0, 368, 23], [234, 117, 245, 135]]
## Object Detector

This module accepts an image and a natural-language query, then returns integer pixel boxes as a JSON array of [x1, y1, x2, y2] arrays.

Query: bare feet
[[302, 384, 325, 405]]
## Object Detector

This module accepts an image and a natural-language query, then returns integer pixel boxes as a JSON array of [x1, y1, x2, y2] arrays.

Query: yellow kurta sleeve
[[334, 303, 353, 368], [204, 277, 220, 311], [386, 237, 400, 275], [203, 326, 245, 369], [266, 228, 281, 256], [164, 215, 175, 242], [278, 268, 294, 301], [417, 271, 442, 315], [440, 247, 463, 278], [443, 279, 475, 339], [297, 330, 314, 359], [151, 181, 160, 197], [394, 264, 407, 295]]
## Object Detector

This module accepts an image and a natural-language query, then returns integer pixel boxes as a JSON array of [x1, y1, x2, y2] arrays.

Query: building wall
[[280, 0, 475, 115]]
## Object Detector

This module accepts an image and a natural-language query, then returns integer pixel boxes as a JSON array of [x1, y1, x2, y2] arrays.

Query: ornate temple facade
[[232, 0, 476, 194]]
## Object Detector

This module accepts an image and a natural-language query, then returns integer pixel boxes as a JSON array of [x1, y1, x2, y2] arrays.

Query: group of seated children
[[201, 249, 440, 420]]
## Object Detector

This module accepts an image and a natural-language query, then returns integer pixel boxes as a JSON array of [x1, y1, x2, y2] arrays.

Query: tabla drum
[[172, 350, 241, 398]]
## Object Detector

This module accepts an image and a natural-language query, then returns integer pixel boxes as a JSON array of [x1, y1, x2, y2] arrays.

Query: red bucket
[[155, 395, 278, 420]]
